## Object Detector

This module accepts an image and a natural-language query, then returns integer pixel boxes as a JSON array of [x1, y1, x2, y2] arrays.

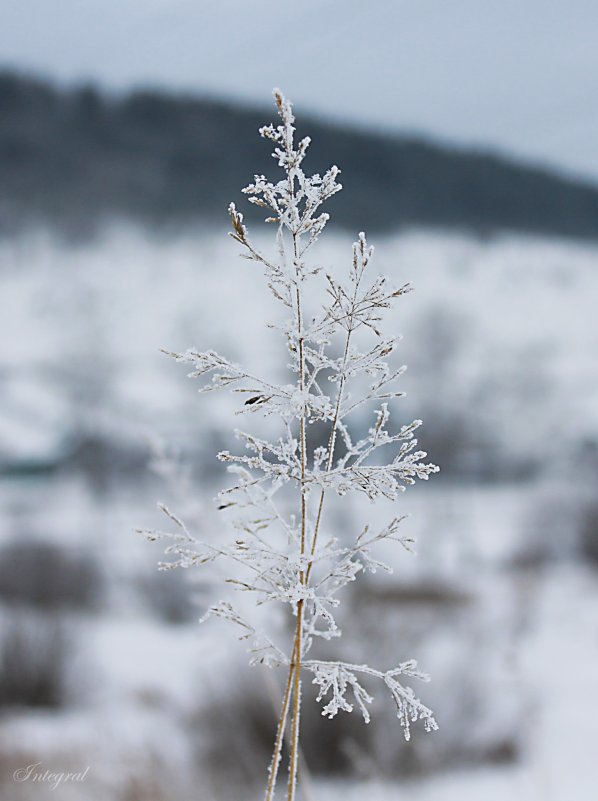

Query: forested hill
[[2, 70, 598, 240]]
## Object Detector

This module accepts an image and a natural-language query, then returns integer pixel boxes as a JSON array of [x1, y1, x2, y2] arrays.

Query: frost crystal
[[142, 89, 439, 801]]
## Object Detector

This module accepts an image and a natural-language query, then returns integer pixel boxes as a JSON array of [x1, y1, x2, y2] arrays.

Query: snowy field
[[1, 225, 597, 800]]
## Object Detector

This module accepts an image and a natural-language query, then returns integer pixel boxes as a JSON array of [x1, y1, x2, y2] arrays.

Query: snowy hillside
[[1, 225, 597, 801]]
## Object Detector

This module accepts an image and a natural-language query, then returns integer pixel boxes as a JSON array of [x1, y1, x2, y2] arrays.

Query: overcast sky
[[2, 0, 597, 181]]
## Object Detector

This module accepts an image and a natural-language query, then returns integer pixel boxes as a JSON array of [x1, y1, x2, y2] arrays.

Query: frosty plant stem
[[143, 90, 440, 801], [289, 191, 307, 801], [273, 316, 354, 801]]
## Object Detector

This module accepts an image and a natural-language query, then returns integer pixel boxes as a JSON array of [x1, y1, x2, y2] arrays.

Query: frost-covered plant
[[141, 91, 439, 800]]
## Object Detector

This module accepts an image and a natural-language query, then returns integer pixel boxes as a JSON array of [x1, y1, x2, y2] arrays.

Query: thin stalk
[[287, 661, 302, 801], [267, 146, 309, 801], [306, 263, 364, 581], [264, 659, 316, 801], [287, 218, 307, 801], [267, 226, 366, 800], [306, 333, 351, 583], [264, 638, 296, 801]]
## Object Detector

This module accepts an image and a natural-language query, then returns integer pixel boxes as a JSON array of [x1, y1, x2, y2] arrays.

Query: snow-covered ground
[[2, 224, 597, 464], [1, 225, 597, 800]]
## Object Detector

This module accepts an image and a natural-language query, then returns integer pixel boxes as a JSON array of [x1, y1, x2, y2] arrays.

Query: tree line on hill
[[2, 70, 598, 240]]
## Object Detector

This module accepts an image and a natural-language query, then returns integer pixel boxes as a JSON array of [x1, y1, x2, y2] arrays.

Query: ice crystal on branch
[[142, 89, 439, 801]]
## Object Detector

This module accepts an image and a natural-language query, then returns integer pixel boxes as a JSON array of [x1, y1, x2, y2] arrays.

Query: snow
[[316, 567, 598, 801], [1, 219, 598, 799]]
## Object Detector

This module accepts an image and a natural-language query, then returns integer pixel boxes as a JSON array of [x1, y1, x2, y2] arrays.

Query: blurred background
[[1, 2, 597, 800]]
